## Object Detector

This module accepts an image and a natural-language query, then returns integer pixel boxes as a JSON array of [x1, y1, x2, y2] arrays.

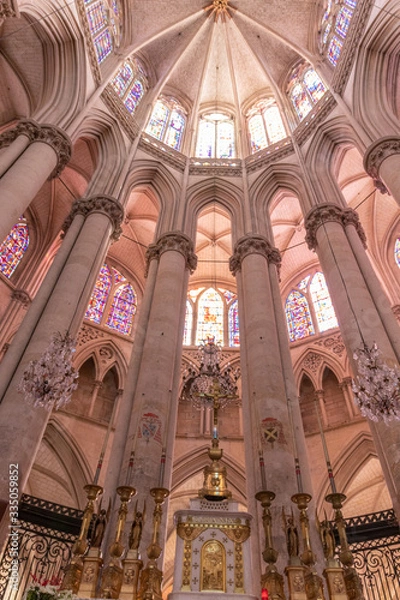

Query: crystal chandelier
[[352, 343, 400, 424], [18, 331, 79, 411], [182, 336, 240, 409]]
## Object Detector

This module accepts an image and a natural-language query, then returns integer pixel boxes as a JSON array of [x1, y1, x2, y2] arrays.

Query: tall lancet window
[[111, 57, 148, 115], [183, 300, 193, 345], [85, 263, 112, 323], [228, 299, 240, 347], [85, 264, 137, 336], [287, 63, 327, 121], [247, 99, 287, 153], [146, 96, 186, 151], [0, 217, 29, 278], [83, 0, 121, 63], [196, 112, 235, 158], [309, 272, 338, 332], [285, 290, 315, 342], [395, 238, 400, 268], [320, 0, 357, 66], [106, 281, 137, 335], [196, 288, 224, 345], [285, 272, 338, 341]]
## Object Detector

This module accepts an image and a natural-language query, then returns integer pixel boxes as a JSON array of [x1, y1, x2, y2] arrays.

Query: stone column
[[0, 289, 31, 352], [113, 232, 196, 548], [230, 234, 298, 566], [0, 196, 124, 543], [0, 120, 71, 242], [363, 136, 400, 205], [305, 203, 400, 515]]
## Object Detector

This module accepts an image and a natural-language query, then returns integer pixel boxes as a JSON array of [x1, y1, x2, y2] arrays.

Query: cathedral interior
[[0, 0, 399, 598]]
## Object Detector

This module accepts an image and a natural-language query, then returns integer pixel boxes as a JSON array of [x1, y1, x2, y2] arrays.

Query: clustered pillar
[[0, 195, 124, 545], [305, 203, 400, 515]]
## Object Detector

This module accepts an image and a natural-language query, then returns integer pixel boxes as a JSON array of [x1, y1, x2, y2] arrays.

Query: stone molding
[[0, 119, 72, 178], [363, 136, 400, 194], [145, 232, 197, 275], [11, 289, 31, 307], [305, 204, 366, 250], [62, 196, 124, 241], [0, 1, 16, 17], [229, 234, 282, 276]]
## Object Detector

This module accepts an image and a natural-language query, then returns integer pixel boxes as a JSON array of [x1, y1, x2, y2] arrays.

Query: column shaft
[[305, 205, 400, 516], [0, 197, 123, 531]]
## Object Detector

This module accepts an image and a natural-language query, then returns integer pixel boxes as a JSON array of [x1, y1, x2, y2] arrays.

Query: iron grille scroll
[[0, 495, 83, 600], [332, 509, 400, 600]]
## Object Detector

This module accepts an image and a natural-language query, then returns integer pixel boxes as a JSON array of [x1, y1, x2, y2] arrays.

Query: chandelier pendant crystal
[[18, 331, 79, 411], [352, 342, 400, 424]]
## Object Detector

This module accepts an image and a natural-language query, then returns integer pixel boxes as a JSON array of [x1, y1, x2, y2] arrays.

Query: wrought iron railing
[[0, 495, 83, 600], [0, 497, 399, 600]]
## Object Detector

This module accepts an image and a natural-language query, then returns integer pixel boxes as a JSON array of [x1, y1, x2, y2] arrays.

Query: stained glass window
[[84, 0, 121, 64], [145, 97, 186, 151], [183, 300, 193, 346], [0, 217, 29, 278], [287, 63, 327, 121], [196, 113, 235, 159], [291, 84, 313, 120], [93, 29, 113, 63], [106, 282, 137, 335], [248, 114, 268, 153], [303, 70, 326, 103], [85, 264, 112, 323], [320, 0, 356, 66], [264, 106, 286, 144], [217, 120, 235, 158], [247, 100, 287, 154], [85, 264, 137, 335], [336, 6, 353, 38], [228, 300, 240, 347], [309, 272, 338, 332], [124, 80, 145, 114], [110, 58, 148, 116], [112, 62, 134, 97], [395, 238, 400, 268], [196, 288, 224, 345], [285, 291, 315, 342]]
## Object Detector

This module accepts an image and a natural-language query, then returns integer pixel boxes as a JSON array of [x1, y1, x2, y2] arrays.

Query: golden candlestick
[[291, 493, 315, 567], [137, 487, 169, 600], [255, 490, 277, 565], [147, 487, 169, 559], [292, 492, 326, 600], [100, 485, 136, 599], [109, 485, 137, 559], [255, 490, 286, 600], [61, 483, 103, 593], [325, 492, 365, 599]]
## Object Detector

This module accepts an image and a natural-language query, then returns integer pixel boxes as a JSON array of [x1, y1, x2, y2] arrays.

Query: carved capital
[[11, 289, 31, 307], [341, 208, 367, 248], [145, 232, 197, 275], [363, 136, 400, 194], [229, 234, 281, 276], [305, 204, 366, 250], [392, 305, 400, 322], [0, 1, 16, 17], [62, 196, 124, 241], [0, 120, 71, 178]]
